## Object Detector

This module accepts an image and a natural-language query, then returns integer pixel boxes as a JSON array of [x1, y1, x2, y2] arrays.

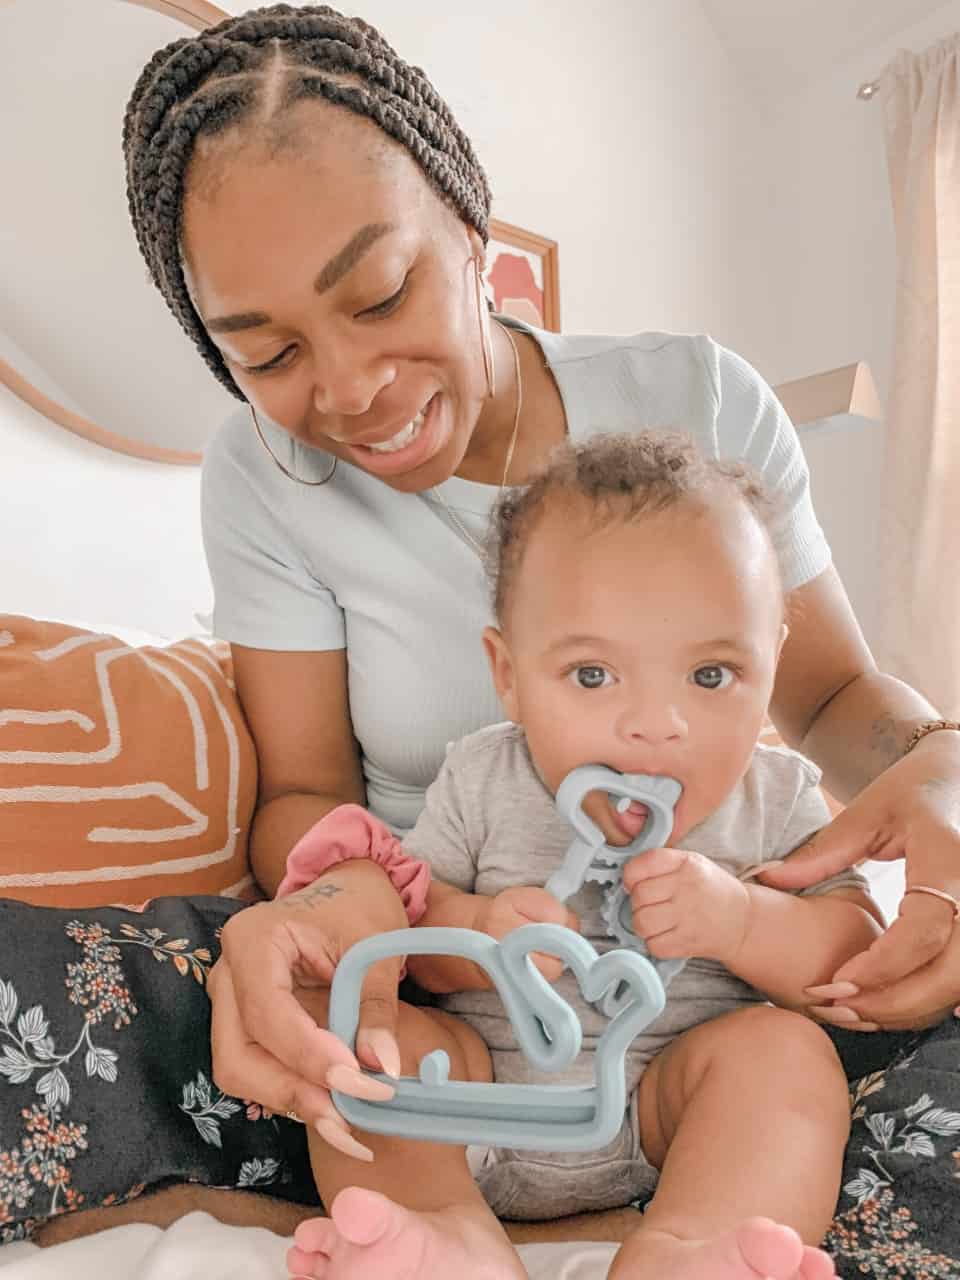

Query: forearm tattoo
[[869, 713, 904, 770], [290, 881, 346, 906]]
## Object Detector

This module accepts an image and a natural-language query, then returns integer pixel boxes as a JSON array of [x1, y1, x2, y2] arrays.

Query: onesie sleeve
[[402, 744, 478, 893], [772, 758, 870, 899]]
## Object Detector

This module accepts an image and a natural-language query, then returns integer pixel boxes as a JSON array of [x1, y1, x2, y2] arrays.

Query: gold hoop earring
[[249, 405, 338, 486], [472, 256, 495, 399]]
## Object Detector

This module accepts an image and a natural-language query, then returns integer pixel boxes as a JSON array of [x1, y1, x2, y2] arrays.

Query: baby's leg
[[288, 991, 524, 1279], [610, 1005, 848, 1280]]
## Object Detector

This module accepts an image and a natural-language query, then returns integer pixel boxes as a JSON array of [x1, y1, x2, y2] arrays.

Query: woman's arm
[[231, 644, 366, 896], [770, 565, 946, 797], [761, 564, 960, 1027]]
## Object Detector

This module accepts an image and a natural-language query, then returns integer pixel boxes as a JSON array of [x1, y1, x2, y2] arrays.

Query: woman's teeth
[[367, 407, 427, 453]]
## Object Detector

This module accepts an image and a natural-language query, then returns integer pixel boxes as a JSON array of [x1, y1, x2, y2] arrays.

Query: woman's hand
[[209, 859, 409, 1158], [758, 733, 960, 1030]]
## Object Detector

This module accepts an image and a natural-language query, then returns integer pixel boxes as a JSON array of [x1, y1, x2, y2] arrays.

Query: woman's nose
[[312, 350, 397, 417]]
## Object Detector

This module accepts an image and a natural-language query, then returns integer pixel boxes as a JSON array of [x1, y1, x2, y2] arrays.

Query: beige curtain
[[878, 35, 960, 716]]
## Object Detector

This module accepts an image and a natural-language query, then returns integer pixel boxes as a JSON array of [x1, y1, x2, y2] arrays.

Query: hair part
[[123, 3, 492, 400], [488, 431, 776, 625]]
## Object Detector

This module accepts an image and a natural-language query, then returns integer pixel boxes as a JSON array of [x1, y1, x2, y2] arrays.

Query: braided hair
[[123, 3, 492, 400]]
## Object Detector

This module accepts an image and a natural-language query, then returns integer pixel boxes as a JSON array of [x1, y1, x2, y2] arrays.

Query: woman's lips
[[343, 394, 442, 476]]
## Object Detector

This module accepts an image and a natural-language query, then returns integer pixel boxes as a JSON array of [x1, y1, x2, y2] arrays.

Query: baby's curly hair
[[488, 431, 774, 624]]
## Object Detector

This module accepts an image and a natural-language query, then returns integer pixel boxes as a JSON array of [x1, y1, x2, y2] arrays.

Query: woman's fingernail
[[954, 1006, 960, 1019], [326, 1063, 395, 1101], [804, 982, 861, 999], [810, 1004, 859, 1023], [763, 860, 785, 870], [357, 1027, 402, 1079], [315, 1116, 374, 1162]]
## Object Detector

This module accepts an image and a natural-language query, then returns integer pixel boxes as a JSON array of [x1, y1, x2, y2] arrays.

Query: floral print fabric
[[0, 894, 956, 1279], [0, 897, 316, 1242]]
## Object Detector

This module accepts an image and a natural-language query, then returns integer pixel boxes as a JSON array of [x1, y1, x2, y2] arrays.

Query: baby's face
[[484, 492, 787, 846]]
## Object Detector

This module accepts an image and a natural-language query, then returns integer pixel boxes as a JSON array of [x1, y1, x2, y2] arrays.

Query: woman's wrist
[[282, 858, 410, 929], [275, 803, 431, 926]]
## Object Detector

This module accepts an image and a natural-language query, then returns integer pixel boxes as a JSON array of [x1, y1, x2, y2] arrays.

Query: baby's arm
[[722, 762, 884, 1009], [409, 880, 578, 993], [407, 880, 494, 993], [398, 740, 574, 993], [721, 882, 883, 1011]]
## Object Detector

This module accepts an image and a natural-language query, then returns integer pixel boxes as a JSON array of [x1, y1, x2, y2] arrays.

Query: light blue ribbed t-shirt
[[201, 322, 831, 832]]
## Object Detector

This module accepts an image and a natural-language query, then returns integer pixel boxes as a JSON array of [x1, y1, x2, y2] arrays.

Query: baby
[[289, 432, 882, 1280]]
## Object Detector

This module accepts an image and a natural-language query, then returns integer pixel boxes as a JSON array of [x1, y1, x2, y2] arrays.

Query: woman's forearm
[[799, 670, 946, 803], [249, 791, 354, 897]]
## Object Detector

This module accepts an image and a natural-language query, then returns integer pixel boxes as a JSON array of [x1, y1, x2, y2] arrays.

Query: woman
[[37, 0, 960, 1263]]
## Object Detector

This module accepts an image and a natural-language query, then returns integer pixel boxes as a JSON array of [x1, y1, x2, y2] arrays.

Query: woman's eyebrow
[[205, 221, 396, 333]]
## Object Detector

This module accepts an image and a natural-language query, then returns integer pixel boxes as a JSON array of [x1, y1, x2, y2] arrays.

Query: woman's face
[[180, 107, 491, 493]]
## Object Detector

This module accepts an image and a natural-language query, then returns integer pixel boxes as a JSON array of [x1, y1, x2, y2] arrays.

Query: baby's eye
[[571, 665, 612, 690], [692, 664, 735, 690]]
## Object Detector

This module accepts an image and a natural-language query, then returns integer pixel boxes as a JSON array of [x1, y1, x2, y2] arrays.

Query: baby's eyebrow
[[542, 634, 609, 656]]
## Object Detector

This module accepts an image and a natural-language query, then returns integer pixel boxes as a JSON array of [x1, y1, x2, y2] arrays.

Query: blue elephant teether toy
[[326, 765, 684, 1151], [328, 924, 664, 1150]]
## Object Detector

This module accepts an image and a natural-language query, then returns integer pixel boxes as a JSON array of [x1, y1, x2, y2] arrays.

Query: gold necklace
[[428, 320, 523, 558]]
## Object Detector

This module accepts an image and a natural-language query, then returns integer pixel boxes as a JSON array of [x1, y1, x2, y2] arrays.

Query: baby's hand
[[623, 847, 750, 966], [478, 887, 580, 982]]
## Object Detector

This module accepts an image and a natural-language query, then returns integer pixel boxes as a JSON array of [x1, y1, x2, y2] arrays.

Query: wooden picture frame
[[485, 219, 561, 332]]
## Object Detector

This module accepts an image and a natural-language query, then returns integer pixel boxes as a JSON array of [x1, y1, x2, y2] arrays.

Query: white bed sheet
[[0, 1213, 617, 1278]]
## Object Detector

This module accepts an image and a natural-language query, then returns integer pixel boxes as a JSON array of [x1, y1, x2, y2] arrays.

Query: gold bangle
[[902, 719, 960, 756], [903, 885, 960, 921]]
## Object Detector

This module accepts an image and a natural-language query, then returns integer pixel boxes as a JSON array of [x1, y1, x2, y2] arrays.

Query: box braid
[[123, 3, 492, 400]]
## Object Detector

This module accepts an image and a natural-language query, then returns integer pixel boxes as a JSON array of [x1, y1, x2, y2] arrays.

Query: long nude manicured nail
[[810, 1004, 859, 1023], [358, 1027, 403, 1079], [326, 1063, 395, 1101], [315, 1116, 374, 1162], [804, 982, 860, 999]]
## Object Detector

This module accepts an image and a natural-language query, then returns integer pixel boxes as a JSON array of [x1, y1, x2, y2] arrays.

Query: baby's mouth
[[611, 797, 650, 840]]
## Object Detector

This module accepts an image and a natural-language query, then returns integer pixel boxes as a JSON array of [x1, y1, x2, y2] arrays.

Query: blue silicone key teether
[[547, 765, 686, 1007], [327, 924, 665, 1150]]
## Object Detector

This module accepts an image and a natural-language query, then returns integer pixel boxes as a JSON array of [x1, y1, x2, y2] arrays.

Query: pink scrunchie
[[275, 804, 431, 926]]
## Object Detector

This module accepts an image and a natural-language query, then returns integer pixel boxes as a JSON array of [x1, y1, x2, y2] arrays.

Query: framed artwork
[[484, 218, 560, 332]]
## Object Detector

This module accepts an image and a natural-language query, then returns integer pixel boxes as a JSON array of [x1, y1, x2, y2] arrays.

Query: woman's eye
[[571, 665, 612, 690], [245, 345, 296, 376], [692, 664, 735, 690], [362, 276, 409, 318]]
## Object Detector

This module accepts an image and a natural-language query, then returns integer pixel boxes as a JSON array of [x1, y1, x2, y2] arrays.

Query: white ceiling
[[698, 0, 951, 100]]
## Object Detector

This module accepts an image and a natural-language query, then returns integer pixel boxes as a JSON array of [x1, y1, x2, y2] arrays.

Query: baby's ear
[[482, 626, 520, 721]]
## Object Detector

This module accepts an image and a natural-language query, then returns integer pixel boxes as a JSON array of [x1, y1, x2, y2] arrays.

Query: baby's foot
[[616, 1216, 835, 1280], [286, 1186, 524, 1280]]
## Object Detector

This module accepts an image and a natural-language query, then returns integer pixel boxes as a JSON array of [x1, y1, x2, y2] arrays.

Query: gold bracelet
[[902, 719, 960, 756], [904, 885, 960, 921]]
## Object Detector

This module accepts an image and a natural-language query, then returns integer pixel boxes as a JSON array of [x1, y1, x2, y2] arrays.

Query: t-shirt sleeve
[[402, 745, 478, 893], [201, 416, 345, 650], [772, 760, 870, 899], [703, 340, 833, 592]]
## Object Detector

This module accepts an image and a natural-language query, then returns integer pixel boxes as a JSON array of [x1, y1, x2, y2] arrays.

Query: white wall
[[726, 1, 960, 647], [7, 0, 956, 647], [1, 387, 209, 639], [249, 0, 756, 341]]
